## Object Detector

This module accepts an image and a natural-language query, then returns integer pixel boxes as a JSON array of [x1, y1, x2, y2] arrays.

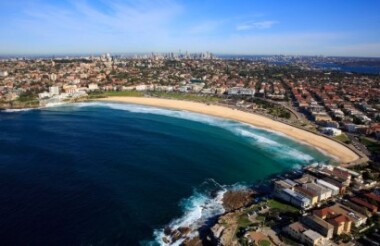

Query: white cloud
[[3, 0, 183, 54], [236, 21, 277, 31], [16, 0, 182, 38]]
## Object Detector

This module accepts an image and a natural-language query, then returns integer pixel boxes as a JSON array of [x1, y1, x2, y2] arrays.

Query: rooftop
[[303, 229, 324, 241], [350, 197, 378, 211]]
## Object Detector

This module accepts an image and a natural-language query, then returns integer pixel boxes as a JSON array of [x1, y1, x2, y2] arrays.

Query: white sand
[[98, 97, 360, 164]]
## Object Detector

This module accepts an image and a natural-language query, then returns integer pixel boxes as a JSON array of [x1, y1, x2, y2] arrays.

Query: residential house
[[302, 215, 334, 239], [275, 188, 311, 209], [303, 183, 332, 202]]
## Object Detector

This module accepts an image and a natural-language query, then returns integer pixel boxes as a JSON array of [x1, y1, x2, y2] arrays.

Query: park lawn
[[151, 91, 219, 103], [334, 133, 351, 144], [267, 199, 299, 213], [360, 137, 380, 155], [102, 90, 145, 97], [87, 90, 144, 98], [88, 90, 219, 103]]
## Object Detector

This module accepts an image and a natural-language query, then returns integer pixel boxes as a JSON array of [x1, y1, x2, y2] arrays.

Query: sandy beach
[[98, 96, 360, 164]]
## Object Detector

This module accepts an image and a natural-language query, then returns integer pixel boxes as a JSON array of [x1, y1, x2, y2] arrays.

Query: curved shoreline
[[97, 96, 360, 164]]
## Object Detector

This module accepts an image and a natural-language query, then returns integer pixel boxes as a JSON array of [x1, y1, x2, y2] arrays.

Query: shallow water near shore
[[0, 102, 330, 245]]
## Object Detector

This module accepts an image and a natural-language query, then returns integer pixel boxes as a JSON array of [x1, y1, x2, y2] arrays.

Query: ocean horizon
[[0, 102, 331, 245]]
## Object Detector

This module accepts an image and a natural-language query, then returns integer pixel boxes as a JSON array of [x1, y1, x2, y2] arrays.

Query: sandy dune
[[98, 97, 360, 164]]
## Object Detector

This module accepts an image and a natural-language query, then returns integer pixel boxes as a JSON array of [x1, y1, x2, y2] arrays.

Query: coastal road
[[260, 98, 303, 121], [347, 133, 371, 157]]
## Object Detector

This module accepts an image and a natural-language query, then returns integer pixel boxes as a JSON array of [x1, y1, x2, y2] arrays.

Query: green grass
[[268, 108, 291, 119], [258, 239, 271, 246], [256, 215, 266, 221], [334, 133, 351, 144], [88, 90, 145, 98], [237, 214, 252, 228], [103, 90, 144, 97], [360, 137, 380, 155], [150, 91, 219, 103], [267, 199, 299, 213], [88, 90, 220, 103]]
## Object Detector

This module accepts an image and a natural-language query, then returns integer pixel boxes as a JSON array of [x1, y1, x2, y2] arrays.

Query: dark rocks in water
[[168, 227, 192, 243], [178, 227, 191, 235], [162, 236, 170, 244], [171, 230, 183, 242], [164, 226, 172, 236], [222, 189, 255, 211]]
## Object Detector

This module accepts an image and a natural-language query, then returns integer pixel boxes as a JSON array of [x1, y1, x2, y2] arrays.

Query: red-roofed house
[[313, 207, 336, 220], [364, 192, 380, 204], [327, 215, 352, 235], [313, 207, 353, 235], [350, 197, 378, 213]]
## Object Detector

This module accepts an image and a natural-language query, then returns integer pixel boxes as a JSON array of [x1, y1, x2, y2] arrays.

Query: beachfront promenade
[[98, 96, 363, 165]]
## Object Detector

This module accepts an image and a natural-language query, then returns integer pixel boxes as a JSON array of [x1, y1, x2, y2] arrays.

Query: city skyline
[[1, 0, 380, 57]]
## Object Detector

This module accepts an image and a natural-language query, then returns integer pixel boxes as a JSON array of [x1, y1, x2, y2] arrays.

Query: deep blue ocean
[[0, 102, 331, 245]]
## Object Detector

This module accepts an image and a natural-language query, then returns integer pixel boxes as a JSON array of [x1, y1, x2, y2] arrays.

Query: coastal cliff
[[161, 189, 255, 245]]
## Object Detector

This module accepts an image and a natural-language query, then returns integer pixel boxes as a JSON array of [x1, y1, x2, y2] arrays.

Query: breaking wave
[[73, 102, 325, 245], [76, 102, 317, 163], [145, 179, 240, 246], [2, 108, 36, 112]]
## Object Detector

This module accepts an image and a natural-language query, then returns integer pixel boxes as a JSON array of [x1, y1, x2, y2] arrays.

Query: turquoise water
[[0, 102, 331, 245]]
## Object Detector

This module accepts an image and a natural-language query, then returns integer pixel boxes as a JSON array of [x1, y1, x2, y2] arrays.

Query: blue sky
[[1, 0, 380, 56]]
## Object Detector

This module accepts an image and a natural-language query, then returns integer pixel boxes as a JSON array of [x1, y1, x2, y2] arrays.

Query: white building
[[178, 85, 191, 93], [316, 179, 340, 196], [38, 92, 51, 99], [155, 85, 173, 92], [228, 87, 255, 96], [0, 71, 9, 77], [303, 183, 332, 202], [49, 86, 60, 96], [136, 84, 147, 91], [275, 188, 311, 208], [321, 127, 342, 136], [88, 83, 99, 91]]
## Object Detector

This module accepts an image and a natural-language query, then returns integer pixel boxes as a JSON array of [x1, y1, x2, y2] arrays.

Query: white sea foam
[[151, 185, 227, 245], [2, 108, 36, 112], [44, 102, 68, 107], [234, 128, 279, 145], [149, 179, 258, 246], [77, 102, 318, 164]]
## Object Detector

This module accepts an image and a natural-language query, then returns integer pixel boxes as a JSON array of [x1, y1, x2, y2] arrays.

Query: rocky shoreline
[[160, 188, 257, 246]]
